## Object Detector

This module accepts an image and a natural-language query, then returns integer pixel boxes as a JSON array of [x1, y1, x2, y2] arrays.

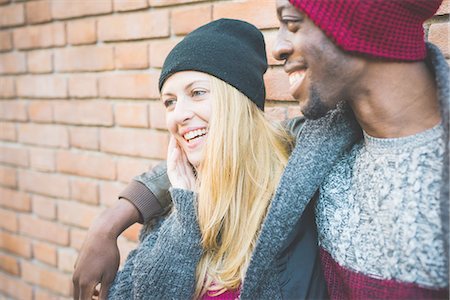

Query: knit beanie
[[289, 0, 443, 61], [159, 18, 268, 110]]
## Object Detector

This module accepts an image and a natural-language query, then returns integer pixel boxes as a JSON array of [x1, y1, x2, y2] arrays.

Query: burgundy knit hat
[[289, 0, 442, 61]]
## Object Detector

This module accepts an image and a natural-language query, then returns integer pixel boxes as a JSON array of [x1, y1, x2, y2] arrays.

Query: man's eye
[[163, 99, 176, 108]]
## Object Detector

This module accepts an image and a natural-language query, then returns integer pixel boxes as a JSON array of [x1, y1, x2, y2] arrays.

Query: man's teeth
[[289, 71, 306, 86], [184, 128, 207, 141]]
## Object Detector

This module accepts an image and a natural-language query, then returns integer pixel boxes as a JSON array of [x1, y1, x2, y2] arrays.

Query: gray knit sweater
[[108, 43, 448, 300]]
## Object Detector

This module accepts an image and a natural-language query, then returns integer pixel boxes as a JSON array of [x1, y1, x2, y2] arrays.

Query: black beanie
[[159, 18, 268, 110]]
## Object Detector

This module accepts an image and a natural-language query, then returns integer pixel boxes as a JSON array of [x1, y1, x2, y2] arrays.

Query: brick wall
[[0, 0, 448, 299]]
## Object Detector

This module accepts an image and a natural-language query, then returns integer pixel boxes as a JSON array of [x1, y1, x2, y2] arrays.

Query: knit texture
[[159, 18, 267, 110], [289, 0, 442, 61]]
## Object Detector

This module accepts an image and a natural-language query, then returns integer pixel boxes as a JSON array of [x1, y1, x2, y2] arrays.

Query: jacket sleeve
[[119, 162, 172, 224], [282, 116, 306, 142], [109, 188, 202, 300]]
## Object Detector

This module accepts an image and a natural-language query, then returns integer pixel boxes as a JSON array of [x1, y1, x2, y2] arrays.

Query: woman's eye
[[163, 99, 176, 109], [192, 90, 207, 97]]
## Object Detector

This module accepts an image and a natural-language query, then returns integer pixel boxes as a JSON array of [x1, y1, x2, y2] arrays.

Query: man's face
[[273, 0, 365, 119]]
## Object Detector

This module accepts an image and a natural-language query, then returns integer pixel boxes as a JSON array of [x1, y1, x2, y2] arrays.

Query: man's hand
[[72, 200, 141, 300]]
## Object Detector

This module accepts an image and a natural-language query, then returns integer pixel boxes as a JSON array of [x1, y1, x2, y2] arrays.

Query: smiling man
[[73, 1, 449, 299], [273, 0, 449, 298]]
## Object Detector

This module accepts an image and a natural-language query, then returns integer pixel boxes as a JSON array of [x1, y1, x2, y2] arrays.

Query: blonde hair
[[194, 76, 293, 298]]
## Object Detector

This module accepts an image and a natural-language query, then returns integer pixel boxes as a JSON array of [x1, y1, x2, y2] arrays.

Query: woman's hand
[[167, 136, 197, 191]]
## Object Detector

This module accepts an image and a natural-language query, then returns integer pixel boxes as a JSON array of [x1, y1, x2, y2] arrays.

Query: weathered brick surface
[[98, 11, 169, 42], [26, 0, 52, 24], [0, 2, 447, 298]]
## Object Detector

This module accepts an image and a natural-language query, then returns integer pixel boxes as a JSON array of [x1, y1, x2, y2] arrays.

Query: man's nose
[[272, 33, 293, 62]]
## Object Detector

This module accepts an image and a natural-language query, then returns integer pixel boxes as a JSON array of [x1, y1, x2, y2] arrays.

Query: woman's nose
[[172, 98, 194, 124]]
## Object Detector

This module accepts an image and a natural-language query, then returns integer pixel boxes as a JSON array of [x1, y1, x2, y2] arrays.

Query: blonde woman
[[106, 19, 295, 299]]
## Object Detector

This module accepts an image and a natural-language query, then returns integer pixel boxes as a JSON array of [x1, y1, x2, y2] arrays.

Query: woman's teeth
[[183, 128, 208, 142]]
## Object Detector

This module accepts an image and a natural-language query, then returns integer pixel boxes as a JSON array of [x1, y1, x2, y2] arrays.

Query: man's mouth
[[289, 70, 306, 87], [183, 128, 208, 143], [288, 69, 308, 99]]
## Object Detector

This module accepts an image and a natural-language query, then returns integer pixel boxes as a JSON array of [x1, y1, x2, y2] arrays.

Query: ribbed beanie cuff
[[289, 0, 443, 61]]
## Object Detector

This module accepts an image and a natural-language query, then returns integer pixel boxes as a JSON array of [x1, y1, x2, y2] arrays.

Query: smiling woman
[[105, 18, 294, 299]]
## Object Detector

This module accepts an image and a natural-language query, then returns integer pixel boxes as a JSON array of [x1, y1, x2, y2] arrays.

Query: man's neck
[[349, 60, 441, 138]]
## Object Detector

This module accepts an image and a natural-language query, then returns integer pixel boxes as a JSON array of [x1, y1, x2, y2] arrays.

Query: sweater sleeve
[[109, 188, 203, 300], [118, 162, 172, 224]]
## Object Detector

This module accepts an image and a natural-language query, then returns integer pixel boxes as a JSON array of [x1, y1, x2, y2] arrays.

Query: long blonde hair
[[194, 75, 293, 297]]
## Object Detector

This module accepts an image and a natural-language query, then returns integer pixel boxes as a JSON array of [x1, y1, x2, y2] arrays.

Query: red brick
[[0, 100, 27, 121], [265, 105, 287, 122], [115, 43, 149, 69], [70, 227, 87, 250], [149, 101, 167, 129], [21, 261, 72, 296], [0, 231, 31, 257], [114, 0, 148, 11], [213, 0, 278, 29], [69, 126, 99, 150], [117, 236, 137, 265], [0, 31, 12, 51], [98, 10, 169, 41], [51, 0, 112, 19], [0, 252, 19, 275], [122, 223, 142, 242], [0, 187, 31, 212], [56, 150, 116, 180], [149, 39, 179, 68], [0, 145, 28, 167], [71, 178, 99, 204], [33, 241, 57, 266], [19, 214, 69, 245], [0, 121, 16, 141], [0, 76, 15, 98], [53, 100, 113, 126], [264, 30, 283, 66], [17, 75, 67, 98], [117, 157, 153, 183], [67, 18, 96, 45], [19, 169, 70, 199], [28, 100, 53, 123], [264, 67, 295, 101], [0, 273, 33, 300], [287, 105, 303, 119], [100, 127, 169, 159], [27, 49, 53, 73], [26, 0, 52, 24], [55, 45, 114, 72], [0, 207, 18, 232], [0, 52, 26, 74], [0, 3, 25, 27], [13, 22, 65, 50], [58, 200, 102, 229], [149, 0, 204, 6], [171, 4, 212, 35], [98, 73, 160, 99], [68, 75, 97, 98], [35, 289, 60, 300], [32, 195, 56, 220], [115, 102, 149, 128], [99, 181, 126, 207], [437, 0, 450, 15], [18, 123, 69, 147], [57, 247, 77, 272], [29, 147, 55, 172], [0, 165, 17, 187], [428, 23, 449, 58]]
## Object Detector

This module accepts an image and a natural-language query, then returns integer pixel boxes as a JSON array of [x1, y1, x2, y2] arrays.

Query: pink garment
[[201, 288, 240, 300]]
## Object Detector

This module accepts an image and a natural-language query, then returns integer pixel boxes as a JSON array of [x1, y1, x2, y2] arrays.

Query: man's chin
[[300, 100, 331, 120]]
